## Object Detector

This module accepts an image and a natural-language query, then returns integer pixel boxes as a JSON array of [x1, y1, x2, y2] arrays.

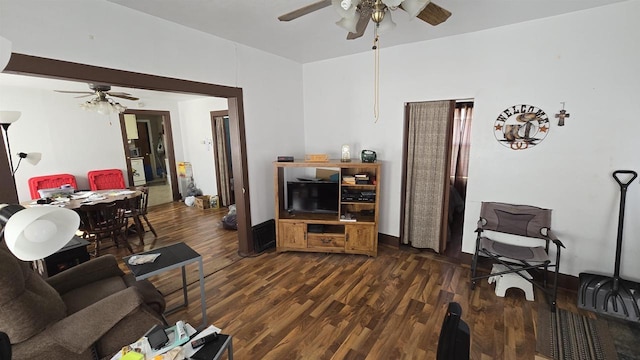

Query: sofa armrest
[[44, 287, 146, 354], [46, 254, 124, 295]]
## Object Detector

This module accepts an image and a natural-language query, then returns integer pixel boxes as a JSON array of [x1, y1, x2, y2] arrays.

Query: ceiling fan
[[278, 0, 452, 40], [55, 83, 139, 114], [54, 83, 139, 101]]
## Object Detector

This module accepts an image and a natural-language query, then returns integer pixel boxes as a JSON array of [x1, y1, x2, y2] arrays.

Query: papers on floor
[[127, 253, 161, 265]]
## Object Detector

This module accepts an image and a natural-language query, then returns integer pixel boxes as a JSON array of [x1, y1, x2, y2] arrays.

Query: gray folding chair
[[470, 202, 565, 311]]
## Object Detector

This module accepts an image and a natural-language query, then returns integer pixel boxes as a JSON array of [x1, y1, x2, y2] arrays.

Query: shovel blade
[[578, 272, 640, 322]]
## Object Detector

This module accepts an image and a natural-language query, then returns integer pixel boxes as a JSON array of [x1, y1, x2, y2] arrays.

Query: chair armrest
[[475, 219, 484, 232], [546, 229, 565, 248], [44, 287, 146, 354], [46, 255, 125, 295]]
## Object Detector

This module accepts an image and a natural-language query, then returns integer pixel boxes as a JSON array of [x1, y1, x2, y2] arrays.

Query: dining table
[[25, 189, 142, 210]]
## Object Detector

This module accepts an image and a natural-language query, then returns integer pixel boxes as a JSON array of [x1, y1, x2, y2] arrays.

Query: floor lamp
[[0, 111, 22, 202]]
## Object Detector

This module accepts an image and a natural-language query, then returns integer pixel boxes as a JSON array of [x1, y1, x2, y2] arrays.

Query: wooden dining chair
[[80, 199, 132, 256], [123, 193, 145, 245], [125, 186, 158, 244]]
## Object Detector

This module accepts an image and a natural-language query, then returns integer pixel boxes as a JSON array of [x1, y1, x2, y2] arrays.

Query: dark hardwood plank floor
[[101, 202, 581, 360]]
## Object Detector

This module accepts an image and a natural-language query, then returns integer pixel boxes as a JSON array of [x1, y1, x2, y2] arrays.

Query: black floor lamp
[[0, 111, 21, 198], [1, 111, 42, 202]]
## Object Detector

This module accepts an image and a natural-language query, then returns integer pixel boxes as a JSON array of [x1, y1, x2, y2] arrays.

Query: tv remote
[[190, 333, 218, 348]]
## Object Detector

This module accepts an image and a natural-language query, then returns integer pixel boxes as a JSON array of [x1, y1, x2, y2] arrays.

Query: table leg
[[227, 337, 233, 360], [198, 257, 207, 328], [181, 265, 189, 306]]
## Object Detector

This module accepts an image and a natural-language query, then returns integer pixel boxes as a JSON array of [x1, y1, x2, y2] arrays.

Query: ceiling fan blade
[[107, 92, 139, 101], [278, 0, 332, 21], [347, 12, 370, 40], [54, 90, 94, 95], [74, 94, 95, 99], [416, 2, 451, 26]]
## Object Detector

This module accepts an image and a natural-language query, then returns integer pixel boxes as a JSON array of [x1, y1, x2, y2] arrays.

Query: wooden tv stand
[[273, 160, 380, 256]]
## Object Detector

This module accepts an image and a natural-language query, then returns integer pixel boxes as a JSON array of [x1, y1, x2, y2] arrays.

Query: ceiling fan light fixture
[[371, 1, 387, 24], [402, 0, 429, 17], [81, 97, 127, 115], [336, 10, 360, 33], [382, 0, 403, 7], [376, 10, 396, 32], [332, 0, 358, 18]]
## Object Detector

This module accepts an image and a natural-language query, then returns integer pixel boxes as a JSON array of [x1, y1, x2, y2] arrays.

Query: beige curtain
[[214, 116, 232, 207], [403, 100, 453, 250], [450, 102, 473, 199]]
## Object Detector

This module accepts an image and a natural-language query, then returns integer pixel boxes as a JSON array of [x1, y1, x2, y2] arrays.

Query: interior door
[[136, 121, 152, 181]]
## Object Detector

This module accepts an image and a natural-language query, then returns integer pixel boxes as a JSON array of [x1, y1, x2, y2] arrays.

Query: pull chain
[[373, 26, 380, 123]]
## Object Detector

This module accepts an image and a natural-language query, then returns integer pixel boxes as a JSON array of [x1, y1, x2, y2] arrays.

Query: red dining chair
[[28, 174, 78, 199], [87, 169, 126, 190]]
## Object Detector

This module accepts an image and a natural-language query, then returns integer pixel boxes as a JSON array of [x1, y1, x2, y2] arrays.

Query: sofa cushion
[[0, 244, 66, 343]]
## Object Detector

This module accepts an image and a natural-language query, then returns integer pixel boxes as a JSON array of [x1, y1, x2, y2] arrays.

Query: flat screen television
[[287, 181, 339, 214]]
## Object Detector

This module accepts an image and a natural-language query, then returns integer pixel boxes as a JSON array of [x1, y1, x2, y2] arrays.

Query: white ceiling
[[107, 0, 627, 64], [1, 0, 627, 101]]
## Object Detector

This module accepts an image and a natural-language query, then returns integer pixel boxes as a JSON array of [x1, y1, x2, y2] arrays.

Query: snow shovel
[[578, 170, 640, 322]]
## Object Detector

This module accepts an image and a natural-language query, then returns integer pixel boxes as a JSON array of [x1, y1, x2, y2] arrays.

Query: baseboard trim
[[378, 233, 399, 248], [378, 233, 578, 291]]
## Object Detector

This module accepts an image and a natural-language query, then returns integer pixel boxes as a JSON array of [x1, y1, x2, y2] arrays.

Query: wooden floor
[[102, 202, 583, 360]]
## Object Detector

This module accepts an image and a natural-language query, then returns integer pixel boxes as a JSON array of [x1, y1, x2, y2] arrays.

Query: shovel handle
[[613, 170, 637, 189]]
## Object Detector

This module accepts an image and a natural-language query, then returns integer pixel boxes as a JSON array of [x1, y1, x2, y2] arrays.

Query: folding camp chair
[[470, 202, 565, 311]]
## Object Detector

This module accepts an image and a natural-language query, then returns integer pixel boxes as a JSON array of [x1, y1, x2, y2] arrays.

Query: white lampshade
[[0, 111, 21, 125], [23, 152, 42, 166], [402, 0, 429, 17], [332, 0, 359, 18], [336, 9, 360, 33], [1, 205, 80, 261], [377, 11, 396, 33]]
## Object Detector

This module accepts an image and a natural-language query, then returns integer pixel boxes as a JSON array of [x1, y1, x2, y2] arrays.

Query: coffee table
[[123, 242, 207, 328], [191, 334, 233, 360]]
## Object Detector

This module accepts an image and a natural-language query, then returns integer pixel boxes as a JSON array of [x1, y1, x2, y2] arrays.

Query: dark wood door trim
[[2, 52, 254, 255]]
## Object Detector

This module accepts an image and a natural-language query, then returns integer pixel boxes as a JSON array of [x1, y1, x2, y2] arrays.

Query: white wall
[[0, 83, 184, 199], [0, 0, 306, 224], [178, 97, 227, 197], [303, 1, 640, 278]]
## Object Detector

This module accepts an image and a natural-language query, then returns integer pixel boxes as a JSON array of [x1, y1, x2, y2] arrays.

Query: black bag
[[221, 214, 237, 230]]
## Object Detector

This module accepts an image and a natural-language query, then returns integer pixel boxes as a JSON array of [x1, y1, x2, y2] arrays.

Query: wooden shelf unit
[[274, 160, 381, 256]]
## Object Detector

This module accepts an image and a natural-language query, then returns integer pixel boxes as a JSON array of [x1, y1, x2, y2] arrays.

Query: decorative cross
[[555, 102, 570, 126]]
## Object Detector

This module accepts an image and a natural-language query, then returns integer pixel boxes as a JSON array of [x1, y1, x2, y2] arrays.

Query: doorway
[[120, 110, 178, 207], [399, 99, 473, 258], [4, 53, 255, 256], [210, 110, 234, 207], [444, 101, 473, 259]]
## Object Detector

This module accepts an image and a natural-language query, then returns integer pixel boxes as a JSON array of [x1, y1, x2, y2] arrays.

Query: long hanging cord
[[373, 26, 380, 123]]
